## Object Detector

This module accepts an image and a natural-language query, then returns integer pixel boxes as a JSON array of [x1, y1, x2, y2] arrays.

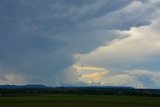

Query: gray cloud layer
[[0, 0, 160, 87]]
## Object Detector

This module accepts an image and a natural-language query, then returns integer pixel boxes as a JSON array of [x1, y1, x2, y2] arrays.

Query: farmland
[[0, 94, 160, 107]]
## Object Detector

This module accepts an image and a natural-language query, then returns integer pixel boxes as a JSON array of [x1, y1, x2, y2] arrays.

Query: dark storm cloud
[[0, 0, 158, 85]]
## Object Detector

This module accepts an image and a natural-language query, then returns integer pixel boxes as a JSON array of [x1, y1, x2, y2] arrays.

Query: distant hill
[[0, 84, 47, 89], [0, 84, 134, 89], [64, 86, 135, 89]]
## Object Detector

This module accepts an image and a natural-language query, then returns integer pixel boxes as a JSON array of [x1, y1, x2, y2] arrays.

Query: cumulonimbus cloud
[[0, 0, 160, 87]]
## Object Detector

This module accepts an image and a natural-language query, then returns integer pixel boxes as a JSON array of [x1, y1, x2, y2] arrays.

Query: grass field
[[0, 94, 160, 107]]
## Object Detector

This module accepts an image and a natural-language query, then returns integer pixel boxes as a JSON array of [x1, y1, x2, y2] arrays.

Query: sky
[[0, 0, 160, 88]]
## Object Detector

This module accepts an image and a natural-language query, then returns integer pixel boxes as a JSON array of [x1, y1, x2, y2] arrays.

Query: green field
[[0, 94, 160, 107]]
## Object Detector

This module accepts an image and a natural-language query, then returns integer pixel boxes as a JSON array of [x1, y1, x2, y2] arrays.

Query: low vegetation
[[0, 94, 160, 107], [0, 86, 160, 107]]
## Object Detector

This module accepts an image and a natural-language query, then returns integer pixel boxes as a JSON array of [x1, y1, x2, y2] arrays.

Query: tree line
[[0, 87, 160, 97]]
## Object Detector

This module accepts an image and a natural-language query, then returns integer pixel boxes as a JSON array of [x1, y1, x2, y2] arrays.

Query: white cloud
[[102, 74, 144, 88], [68, 65, 160, 88], [102, 69, 160, 88], [0, 65, 27, 85], [72, 16, 160, 88], [75, 18, 160, 66], [0, 73, 26, 85]]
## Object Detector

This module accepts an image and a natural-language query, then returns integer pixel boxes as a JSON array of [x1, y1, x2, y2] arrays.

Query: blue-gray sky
[[0, 0, 160, 88]]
